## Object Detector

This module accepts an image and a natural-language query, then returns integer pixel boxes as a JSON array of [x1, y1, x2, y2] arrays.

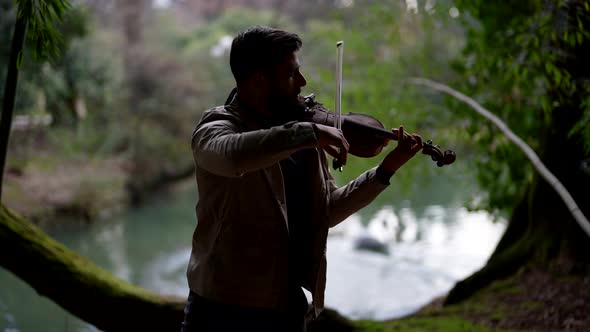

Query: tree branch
[[0, 14, 27, 202], [408, 77, 590, 239]]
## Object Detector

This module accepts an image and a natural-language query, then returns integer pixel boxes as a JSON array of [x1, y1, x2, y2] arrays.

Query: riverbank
[[354, 266, 589, 332], [2, 155, 193, 227], [3, 157, 128, 225]]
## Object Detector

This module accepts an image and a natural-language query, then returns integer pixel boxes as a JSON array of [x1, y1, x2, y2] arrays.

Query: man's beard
[[266, 93, 306, 126]]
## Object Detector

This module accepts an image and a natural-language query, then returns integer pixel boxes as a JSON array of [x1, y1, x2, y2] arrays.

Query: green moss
[[520, 301, 543, 311], [355, 316, 522, 332], [352, 289, 536, 332], [351, 271, 548, 332], [485, 277, 524, 296]]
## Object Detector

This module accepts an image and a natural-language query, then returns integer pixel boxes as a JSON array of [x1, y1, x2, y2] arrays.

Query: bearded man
[[181, 25, 423, 332]]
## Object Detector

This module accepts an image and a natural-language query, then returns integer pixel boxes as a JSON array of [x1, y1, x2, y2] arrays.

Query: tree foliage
[[16, 0, 72, 62], [451, 0, 590, 214], [1, 0, 73, 201], [0, 2, 95, 124]]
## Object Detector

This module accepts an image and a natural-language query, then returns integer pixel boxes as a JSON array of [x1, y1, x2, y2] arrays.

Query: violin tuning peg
[[303, 94, 316, 105], [443, 150, 457, 164]]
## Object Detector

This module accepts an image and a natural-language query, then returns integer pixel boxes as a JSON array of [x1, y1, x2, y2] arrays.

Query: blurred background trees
[[2, 0, 470, 222]]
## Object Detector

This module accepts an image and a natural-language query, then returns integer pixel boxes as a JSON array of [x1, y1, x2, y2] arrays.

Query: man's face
[[265, 52, 307, 123]]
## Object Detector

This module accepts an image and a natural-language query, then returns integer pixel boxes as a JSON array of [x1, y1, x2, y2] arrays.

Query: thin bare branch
[[409, 77, 590, 239]]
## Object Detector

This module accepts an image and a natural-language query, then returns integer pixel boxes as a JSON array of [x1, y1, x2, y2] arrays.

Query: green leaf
[[541, 96, 550, 112], [568, 107, 590, 142], [554, 69, 562, 85], [18, 0, 72, 62], [16, 50, 24, 68], [544, 61, 553, 75]]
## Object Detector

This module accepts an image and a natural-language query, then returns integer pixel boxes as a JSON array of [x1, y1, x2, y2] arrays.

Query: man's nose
[[298, 72, 307, 87]]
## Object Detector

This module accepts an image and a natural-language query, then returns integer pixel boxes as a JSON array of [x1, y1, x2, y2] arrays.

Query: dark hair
[[230, 26, 302, 83]]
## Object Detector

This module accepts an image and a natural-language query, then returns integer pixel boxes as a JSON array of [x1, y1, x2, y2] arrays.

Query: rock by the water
[[353, 235, 389, 255]]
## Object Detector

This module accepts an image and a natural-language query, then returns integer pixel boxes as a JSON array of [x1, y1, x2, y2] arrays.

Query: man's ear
[[252, 72, 268, 88]]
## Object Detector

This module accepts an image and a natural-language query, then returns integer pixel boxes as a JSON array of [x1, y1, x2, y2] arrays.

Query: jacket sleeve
[[192, 119, 319, 177], [324, 157, 389, 227]]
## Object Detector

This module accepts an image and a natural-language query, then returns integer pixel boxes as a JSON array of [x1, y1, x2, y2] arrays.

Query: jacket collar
[[224, 88, 273, 132]]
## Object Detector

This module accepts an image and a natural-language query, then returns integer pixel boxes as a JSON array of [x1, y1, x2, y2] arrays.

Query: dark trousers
[[180, 288, 308, 332]]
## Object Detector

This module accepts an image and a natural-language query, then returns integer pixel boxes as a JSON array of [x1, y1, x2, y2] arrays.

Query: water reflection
[[94, 223, 131, 281], [326, 205, 505, 319], [141, 248, 189, 297]]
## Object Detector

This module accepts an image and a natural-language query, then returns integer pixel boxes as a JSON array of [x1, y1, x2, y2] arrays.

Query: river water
[[0, 173, 505, 331]]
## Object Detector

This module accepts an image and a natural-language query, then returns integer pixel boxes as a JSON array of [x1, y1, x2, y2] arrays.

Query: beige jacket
[[187, 98, 388, 319]]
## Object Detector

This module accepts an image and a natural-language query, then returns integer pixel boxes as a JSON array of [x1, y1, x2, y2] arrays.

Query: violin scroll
[[424, 140, 456, 167]]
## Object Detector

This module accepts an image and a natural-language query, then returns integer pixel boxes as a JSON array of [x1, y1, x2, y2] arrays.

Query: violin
[[301, 94, 456, 167]]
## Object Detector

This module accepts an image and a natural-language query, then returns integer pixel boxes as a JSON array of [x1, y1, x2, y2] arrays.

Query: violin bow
[[333, 40, 345, 171]]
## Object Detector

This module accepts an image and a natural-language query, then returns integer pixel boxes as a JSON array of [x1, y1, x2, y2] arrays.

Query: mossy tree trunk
[[445, 2, 590, 305], [445, 128, 590, 304]]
